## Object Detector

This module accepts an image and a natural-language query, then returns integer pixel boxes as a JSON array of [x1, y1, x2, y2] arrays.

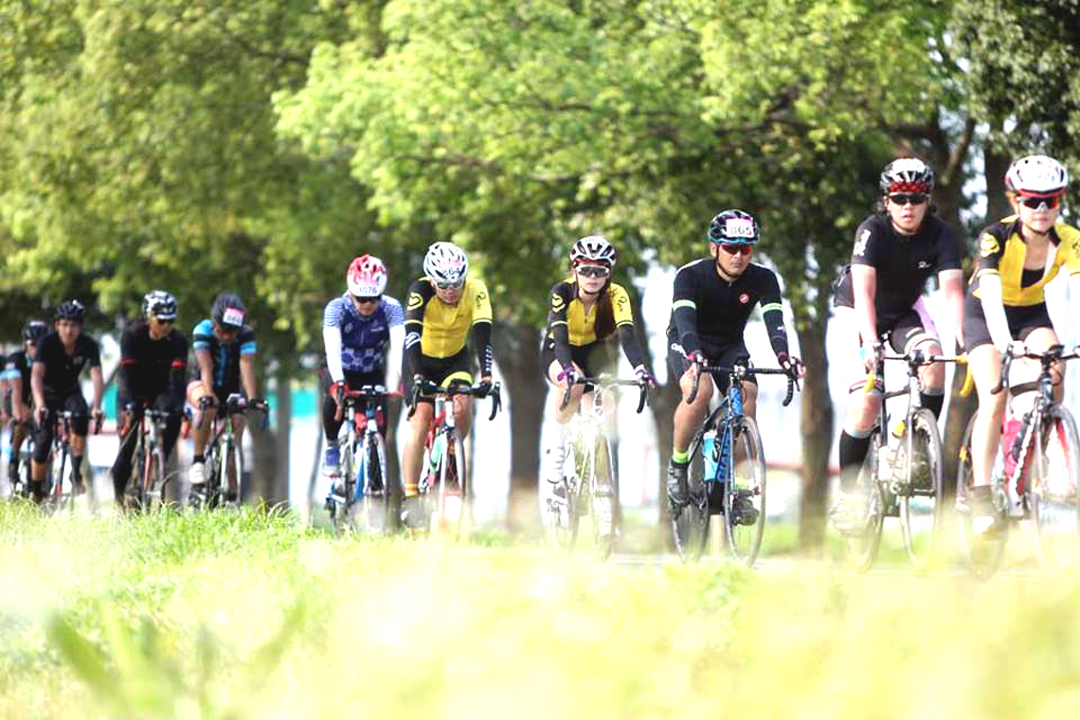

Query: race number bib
[[222, 307, 246, 326], [724, 218, 755, 238]]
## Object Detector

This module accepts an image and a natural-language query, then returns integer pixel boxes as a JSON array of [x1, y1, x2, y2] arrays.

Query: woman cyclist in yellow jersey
[[964, 154, 1080, 533], [539, 235, 653, 489]]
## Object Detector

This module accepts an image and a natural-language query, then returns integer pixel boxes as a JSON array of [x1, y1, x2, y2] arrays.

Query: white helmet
[[346, 255, 388, 297], [569, 235, 617, 266], [423, 242, 469, 286], [1005, 155, 1069, 196]]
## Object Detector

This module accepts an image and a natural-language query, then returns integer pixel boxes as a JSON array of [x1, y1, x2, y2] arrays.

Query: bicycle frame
[[324, 385, 394, 533], [128, 408, 177, 510], [193, 395, 263, 509]]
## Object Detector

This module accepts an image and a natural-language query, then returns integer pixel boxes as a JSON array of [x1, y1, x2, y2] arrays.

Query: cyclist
[[187, 292, 265, 498], [400, 241, 494, 527], [4, 320, 49, 488], [829, 157, 965, 533], [321, 255, 404, 484], [111, 291, 188, 503], [665, 210, 800, 525], [540, 235, 652, 490], [29, 301, 104, 501], [963, 154, 1080, 533]]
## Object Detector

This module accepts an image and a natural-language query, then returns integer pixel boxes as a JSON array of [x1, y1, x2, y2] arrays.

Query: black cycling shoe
[[732, 490, 759, 526], [666, 461, 689, 508]]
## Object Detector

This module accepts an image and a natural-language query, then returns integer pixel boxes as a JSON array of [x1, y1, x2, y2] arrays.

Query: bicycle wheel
[[547, 439, 580, 553], [844, 440, 885, 572], [141, 443, 165, 512], [47, 448, 72, 514], [956, 413, 1008, 578], [433, 431, 467, 537], [1032, 405, 1080, 570], [359, 432, 393, 534], [899, 408, 944, 568], [222, 439, 242, 508], [590, 435, 618, 561], [328, 438, 354, 532], [671, 432, 709, 563], [724, 416, 766, 567]]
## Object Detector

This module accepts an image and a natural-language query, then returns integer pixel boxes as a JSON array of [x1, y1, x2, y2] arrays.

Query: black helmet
[[22, 320, 49, 343], [880, 158, 934, 195], [143, 290, 178, 321], [707, 209, 760, 245], [55, 299, 86, 322], [211, 293, 247, 330]]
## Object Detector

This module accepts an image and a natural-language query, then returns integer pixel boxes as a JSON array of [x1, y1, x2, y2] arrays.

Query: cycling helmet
[[143, 290, 178, 321], [880, 158, 935, 194], [211, 292, 247, 330], [346, 254, 388, 297], [55, 299, 86, 322], [1005, 154, 1069, 197], [569, 235, 617, 267], [22, 320, 49, 343], [707, 210, 760, 245], [423, 242, 469, 286]]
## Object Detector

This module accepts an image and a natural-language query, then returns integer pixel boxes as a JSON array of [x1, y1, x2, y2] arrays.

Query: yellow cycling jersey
[[547, 280, 634, 346], [404, 277, 493, 358], [973, 216, 1080, 306]]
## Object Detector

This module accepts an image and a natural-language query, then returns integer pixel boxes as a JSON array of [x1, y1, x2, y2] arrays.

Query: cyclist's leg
[[322, 368, 345, 443], [187, 381, 217, 483], [835, 306, 882, 494], [894, 300, 948, 416], [1021, 321, 1063, 403], [30, 400, 57, 499], [152, 390, 184, 462], [402, 353, 438, 499], [111, 390, 141, 499], [968, 343, 1005, 488], [542, 338, 587, 423], [228, 413, 246, 496], [669, 343, 713, 460], [64, 392, 90, 487]]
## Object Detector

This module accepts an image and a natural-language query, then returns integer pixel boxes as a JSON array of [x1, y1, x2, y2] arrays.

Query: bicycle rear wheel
[[1032, 405, 1080, 570], [671, 432, 709, 563], [844, 440, 885, 572], [899, 408, 944, 568], [358, 433, 393, 534], [724, 416, 766, 567], [590, 436, 618, 561], [956, 413, 1008, 578]]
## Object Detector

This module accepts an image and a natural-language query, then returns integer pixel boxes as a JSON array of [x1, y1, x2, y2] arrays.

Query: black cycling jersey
[[119, 321, 188, 402], [667, 258, 789, 359], [833, 214, 961, 325], [33, 332, 101, 396], [3, 350, 32, 405]]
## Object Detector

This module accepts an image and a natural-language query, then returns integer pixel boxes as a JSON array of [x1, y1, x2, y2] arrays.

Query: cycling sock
[[671, 449, 690, 465], [71, 455, 84, 481], [838, 431, 871, 492], [541, 423, 568, 483], [921, 392, 944, 419]]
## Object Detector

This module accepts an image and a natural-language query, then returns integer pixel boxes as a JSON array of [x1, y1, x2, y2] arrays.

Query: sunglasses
[[719, 243, 753, 256], [353, 295, 381, 305], [152, 317, 176, 326], [434, 280, 465, 291], [576, 265, 611, 278], [888, 193, 929, 206], [1019, 195, 1062, 211]]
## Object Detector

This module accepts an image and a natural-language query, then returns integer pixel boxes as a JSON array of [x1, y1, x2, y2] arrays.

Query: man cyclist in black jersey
[[187, 293, 265, 498], [829, 158, 964, 533], [30, 301, 104, 501], [111, 291, 189, 505], [666, 210, 800, 524], [4, 320, 49, 489]]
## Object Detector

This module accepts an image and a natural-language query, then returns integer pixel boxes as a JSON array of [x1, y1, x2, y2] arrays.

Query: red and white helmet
[[1005, 155, 1069, 197], [346, 255, 388, 297]]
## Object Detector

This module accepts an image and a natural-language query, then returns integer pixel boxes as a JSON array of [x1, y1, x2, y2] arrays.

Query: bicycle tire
[[955, 413, 1008, 578], [844, 439, 885, 572], [328, 438, 353, 533], [724, 416, 766, 567], [671, 431, 709, 563], [48, 448, 72, 514], [591, 435, 617, 561], [899, 408, 944, 568], [142, 443, 165, 512], [1032, 405, 1080, 570], [547, 438, 581, 553], [223, 438, 242, 508], [433, 431, 467, 537], [359, 432, 393, 534]]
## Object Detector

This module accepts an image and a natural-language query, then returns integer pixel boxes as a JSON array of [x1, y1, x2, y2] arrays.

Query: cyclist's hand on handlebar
[[198, 395, 217, 410], [249, 396, 269, 412], [329, 382, 344, 406], [557, 363, 575, 390], [633, 364, 657, 388], [1005, 340, 1026, 359], [860, 341, 882, 373], [687, 350, 707, 374], [476, 376, 493, 396], [35, 406, 48, 426]]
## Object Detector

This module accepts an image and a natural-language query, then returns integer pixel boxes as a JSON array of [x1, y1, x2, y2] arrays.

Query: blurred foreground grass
[[2, 502, 1079, 719]]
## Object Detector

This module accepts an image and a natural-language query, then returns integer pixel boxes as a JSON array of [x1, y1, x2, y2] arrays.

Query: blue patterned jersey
[[323, 294, 403, 373], [191, 319, 257, 391]]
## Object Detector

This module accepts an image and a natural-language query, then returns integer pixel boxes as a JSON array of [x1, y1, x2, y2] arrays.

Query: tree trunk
[[492, 321, 544, 530], [795, 299, 833, 550]]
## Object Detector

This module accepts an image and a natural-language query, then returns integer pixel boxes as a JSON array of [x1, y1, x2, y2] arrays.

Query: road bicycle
[[41, 410, 101, 513], [323, 385, 398, 534], [841, 350, 962, 571], [121, 404, 183, 512], [547, 374, 649, 560], [6, 419, 34, 501], [671, 360, 796, 566], [189, 394, 268, 510], [405, 379, 501, 537], [956, 345, 1080, 577]]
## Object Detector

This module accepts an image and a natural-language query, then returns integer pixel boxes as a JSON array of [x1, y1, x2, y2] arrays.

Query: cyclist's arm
[[471, 279, 494, 379], [850, 264, 878, 348], [30, 360, 45, 412], [611, 285, 646, 370], [118, 328, 139, 398], [938, 268, 965, 350], [978, 274, 1013, 352], [239, 334, 257, 400], [170, 335, 188, 398], [403, 279, 431, 378], [322, 325, 344, 384], [671, 267, 701, 355], [195, 348, 214, 396], [89, 365, 104, 413], [547, 282, 574, 370], [386, 323, 404, 392], [3, 361, 24, 419], [758, 272, 790, 360]]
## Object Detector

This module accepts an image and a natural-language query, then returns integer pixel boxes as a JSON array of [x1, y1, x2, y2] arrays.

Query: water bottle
[[702, 430, 719, 481]]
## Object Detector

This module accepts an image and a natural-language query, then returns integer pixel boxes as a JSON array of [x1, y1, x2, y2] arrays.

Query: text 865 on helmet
[[708, 210, 760, 245], [143, 290, 178, 321], [347, 255, 388, 297], [55, 299, 86, 322], [211, 293, 247, 330], [423, 242, 469, 286], [880, 158, 934, 195], [1005, 155, 1069, 197]]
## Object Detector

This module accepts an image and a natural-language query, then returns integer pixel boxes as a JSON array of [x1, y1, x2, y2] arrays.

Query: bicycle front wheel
[[48, 449, 73, 515], [844, 440, 885, 572], [358, 433, 393, 534], [590, 436, 618, 561], [1032, 405, 1080, 570], [547, 440, 580, 553], [724, 416, 766, 567], [432, 431, 468, 538], [899, 408, 944, 568], [956, 413, 1008, 578], [671, 431, 709, 563], [142, 445, 165, 512]]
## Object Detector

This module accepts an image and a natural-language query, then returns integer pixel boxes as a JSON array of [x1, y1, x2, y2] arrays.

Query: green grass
[[2, 502, 1080, 719]]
